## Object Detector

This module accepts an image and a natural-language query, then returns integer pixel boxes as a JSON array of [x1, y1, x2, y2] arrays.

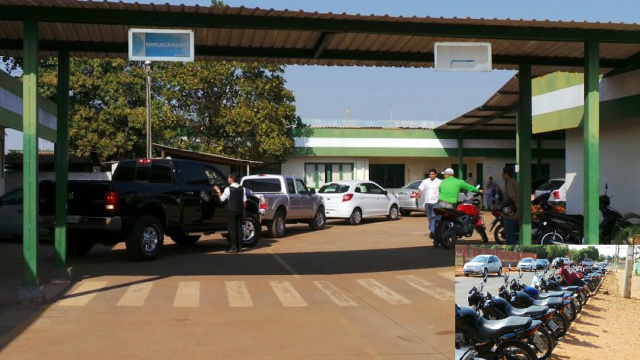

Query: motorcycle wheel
[[477, 226, 489, 243], [565, 302, 577, 322], [549, 313, 569, 339], [539, 229, 566, 245], [439, 221, 458, 249], [572, 298, 582, 313], [493, 224, 505, 244], [499, 340, 538, 360], [526, 327, 555, 360]]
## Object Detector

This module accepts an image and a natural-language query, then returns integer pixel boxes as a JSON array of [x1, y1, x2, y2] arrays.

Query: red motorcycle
[[433, 193, 488, 248]]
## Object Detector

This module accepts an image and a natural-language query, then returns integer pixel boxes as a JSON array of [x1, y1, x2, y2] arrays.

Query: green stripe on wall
[[291, 128, 544, 140], [293, 147, 564, 158], [532, 72, 585, 97]]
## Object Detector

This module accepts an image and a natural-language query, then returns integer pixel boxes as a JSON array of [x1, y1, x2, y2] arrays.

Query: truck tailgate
[[40, 181, 113, 217]]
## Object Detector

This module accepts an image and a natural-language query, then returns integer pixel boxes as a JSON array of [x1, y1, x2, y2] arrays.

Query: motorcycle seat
[[560, 286, 581, 292], [537, 291, 567, 299], [476, 316, 532, 339], [506, 305, 548, 317], [532, 297, 563, 307]]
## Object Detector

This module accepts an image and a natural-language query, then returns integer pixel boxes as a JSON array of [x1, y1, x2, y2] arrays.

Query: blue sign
[[129, 29, 194, 62]]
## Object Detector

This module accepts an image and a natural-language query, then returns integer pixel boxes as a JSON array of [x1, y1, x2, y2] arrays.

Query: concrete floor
[[0, 215, 454, 360]]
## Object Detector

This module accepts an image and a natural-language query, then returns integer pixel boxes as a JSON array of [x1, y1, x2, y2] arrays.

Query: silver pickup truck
[[240, 175, 326, 238]]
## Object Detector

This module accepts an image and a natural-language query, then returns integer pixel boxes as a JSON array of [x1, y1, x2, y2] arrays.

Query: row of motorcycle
[[490, 184, 640, 245], [456, 264, 606, 360]]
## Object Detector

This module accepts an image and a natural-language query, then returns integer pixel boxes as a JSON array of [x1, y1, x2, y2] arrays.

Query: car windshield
[[521, 258, 533, 263], [319, 184, 350, 193], [537, 180, 565, 191], [242, 179, 282, 193], [470, 256, 490, 263]]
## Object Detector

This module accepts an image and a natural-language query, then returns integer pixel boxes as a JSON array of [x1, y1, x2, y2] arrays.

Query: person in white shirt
[[417, 168, 442, 238], [465, 172, 477, 187]]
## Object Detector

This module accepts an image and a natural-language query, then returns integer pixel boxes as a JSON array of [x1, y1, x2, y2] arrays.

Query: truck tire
[[242, 212, 261, 248], [171, 233, 201, 245], [400, 209, 412, 217], [267, 210, 286, 238], [349, 208, 363, 225], [308, 207, 326, 230], [125, 216, 164, 261], [67, 233, 94, 257]]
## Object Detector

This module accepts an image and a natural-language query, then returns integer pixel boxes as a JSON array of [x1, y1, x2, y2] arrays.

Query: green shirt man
[[438, 168, 481, 204]]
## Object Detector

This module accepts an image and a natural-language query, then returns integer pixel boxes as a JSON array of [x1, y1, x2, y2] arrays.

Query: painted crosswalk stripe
[[398, 275, 455, 300], [356, 279, 411, 305], [438, 272, 455, 281], [225, 281, 254, 308], [314, 281, 358, 307], [57, 281, 108, 307], [116, 282, 154, 307], [173, 281, 200, 308], [270, 281, 308, 307]]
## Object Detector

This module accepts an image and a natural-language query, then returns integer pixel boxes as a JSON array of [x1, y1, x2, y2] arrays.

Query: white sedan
[[318, 180, 399, 225]]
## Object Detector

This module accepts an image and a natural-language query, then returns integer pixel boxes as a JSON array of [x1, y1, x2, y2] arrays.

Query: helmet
[[523, 285, 540, 299], [556, 258, 564, 267]]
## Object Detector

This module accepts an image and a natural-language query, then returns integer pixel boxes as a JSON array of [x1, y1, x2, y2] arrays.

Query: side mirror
[[383, 190, 388, 195], [309, 188, 316, 195]]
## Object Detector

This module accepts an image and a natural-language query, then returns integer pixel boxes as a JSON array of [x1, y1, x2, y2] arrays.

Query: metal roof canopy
[[2, 0, 640, 75], [152, 143, 262, 167]]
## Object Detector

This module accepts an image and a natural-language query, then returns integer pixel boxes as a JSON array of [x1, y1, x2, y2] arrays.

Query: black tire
[[400, 209, 412, 217], [477, 226, 489, 243], [497, 267, 502, 276], [464, 273, 469, 277], [387, 205, 399, 221], [499, 339, 538, 360], [67, 233, 94, 257], [563, 302, 576, 322], [242, 212, 261, 248], [349, 208, 363, 225], [439, 221, 458, 249], [125, 216, 164, 261], [308, 207, 326, 231], [267, 210, 286, 238], [482, 268, 488, 278], [549, 313, 569, 339], [526, 327, 555, 360], [494, 224, 505, 244], [170, 233, 201, 245]]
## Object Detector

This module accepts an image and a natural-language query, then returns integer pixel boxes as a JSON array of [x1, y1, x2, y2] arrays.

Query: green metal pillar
[[457, 134, 464, 179], [517, 64, 533, 246], [54, 50, 70, 273], [584, 40, 600, 245], [22, 20, 39, 286], [536, 139, 543, 180]]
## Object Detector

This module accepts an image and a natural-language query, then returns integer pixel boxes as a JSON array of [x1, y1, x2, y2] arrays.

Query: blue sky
[[5, 0, 640, 151]]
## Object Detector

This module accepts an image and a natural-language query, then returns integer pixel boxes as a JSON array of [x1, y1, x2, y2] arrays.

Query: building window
[[304, 163, 354, 189], [369, 164, 405, 188]]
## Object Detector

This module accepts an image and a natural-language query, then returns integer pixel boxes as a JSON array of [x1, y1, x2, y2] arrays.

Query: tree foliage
[[569, 246, 599, 263]]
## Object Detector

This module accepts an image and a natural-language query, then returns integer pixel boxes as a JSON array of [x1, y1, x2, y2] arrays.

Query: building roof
[[2, 1, 640, 75], [152, 144, 262, 167]]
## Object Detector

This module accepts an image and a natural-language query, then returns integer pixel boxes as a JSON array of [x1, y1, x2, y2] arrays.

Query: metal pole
[[517, 64, 533, 246], [145, 61, 152, 159], [54, 49, 70, 275], [457, 134, 464, 179], [22, 19, 39, 287], [623, 245, 633, 298], [536, 139, 543, 180], [584, 40, 600, 245]]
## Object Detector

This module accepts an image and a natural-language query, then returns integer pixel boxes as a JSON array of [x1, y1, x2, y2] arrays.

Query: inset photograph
[[455, 244, 640, 360]]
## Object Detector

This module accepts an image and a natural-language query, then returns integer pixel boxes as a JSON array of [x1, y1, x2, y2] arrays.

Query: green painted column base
[[17, 285, 44, 305]]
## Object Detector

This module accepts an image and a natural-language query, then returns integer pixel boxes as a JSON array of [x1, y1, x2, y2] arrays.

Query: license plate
[[548, 319, 558, 331], [67, 215, 81, 223], [532, 333, 544, 351]]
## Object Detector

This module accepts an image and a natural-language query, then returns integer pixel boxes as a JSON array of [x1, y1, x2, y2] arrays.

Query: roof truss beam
[[2, 5, 640, 43], [0, 40, 629, 68]]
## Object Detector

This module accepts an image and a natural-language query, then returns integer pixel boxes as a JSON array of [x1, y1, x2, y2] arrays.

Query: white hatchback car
[[517, 257, 536, 271], [318, 180, 399, 225], [463, 255, 503, 277]]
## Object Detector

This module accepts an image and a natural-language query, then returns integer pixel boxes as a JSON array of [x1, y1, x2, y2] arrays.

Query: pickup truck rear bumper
[[42, 216, 122, 233]]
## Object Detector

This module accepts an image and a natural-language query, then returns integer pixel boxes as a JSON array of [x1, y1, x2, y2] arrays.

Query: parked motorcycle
[[599, 184, 640, 244], [456, 303, 539, 360], [434, 191, 488, 248], [536, 193, 584, 245]]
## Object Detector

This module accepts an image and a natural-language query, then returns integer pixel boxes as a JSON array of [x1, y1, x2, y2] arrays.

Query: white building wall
[[565, 118, 640, 215]]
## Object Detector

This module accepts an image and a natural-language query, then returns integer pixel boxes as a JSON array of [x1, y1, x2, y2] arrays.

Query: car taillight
[[553, 190, 560, 200], [259, 197, 267, 210], [342, 194, 353, 202], [105, 191, 119, 211], [410, 191, 418, 199]]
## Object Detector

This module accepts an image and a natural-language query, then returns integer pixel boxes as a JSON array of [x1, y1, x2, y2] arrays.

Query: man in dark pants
[[214, 172, 247, 254], [501, 166, 520, 245]]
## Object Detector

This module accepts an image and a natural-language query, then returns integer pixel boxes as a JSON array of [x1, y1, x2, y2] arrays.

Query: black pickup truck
[[40, 159, 261, 261]]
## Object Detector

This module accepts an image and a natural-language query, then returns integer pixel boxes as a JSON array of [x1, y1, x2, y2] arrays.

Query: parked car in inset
[[318, 180, 399, 225], [581, 258, 595, 266], [534, 178, 567, 206], [240, 174, 326, 238], [517, 257, 536, 271], [0, 188, 51, 239], [463, 255, 502, 277], [393, 180, 425, 216], [536, 258, 550, 270]]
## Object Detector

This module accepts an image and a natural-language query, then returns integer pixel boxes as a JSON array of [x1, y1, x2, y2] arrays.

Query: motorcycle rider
[[555, 259, 591, 296], [436, 168, 482, 210]]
